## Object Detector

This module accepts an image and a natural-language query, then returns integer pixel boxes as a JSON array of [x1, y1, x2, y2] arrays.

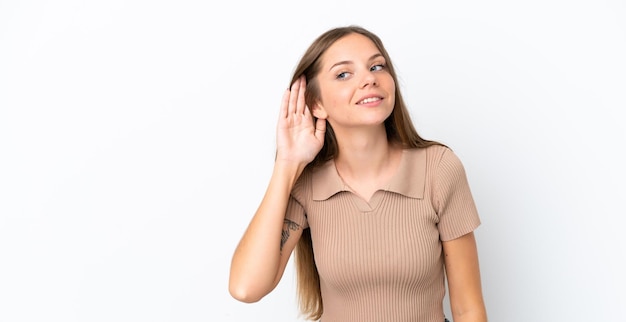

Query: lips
[[357, 96, 382, 105]]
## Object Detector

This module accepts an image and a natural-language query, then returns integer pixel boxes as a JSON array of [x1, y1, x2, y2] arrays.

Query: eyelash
[[336, 63, 386, 80], [371, 63, 385, 72]]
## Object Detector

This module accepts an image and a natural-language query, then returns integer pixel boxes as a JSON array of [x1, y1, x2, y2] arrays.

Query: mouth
[[357, 97, 382, 105]]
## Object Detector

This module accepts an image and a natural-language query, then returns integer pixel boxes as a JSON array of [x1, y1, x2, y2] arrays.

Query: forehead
[[320, 33, 382, 66]]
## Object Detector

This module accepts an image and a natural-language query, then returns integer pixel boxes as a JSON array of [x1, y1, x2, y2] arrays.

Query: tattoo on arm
[[280, 219, 301, 252]]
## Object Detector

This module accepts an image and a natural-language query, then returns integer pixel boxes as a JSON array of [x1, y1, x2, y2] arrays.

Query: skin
[[444, 232, 488, 322], [311, 33, 403, 202], [228, 77, 317, 303], [229, 33, 487, 322], [312, 33, 396, 132]]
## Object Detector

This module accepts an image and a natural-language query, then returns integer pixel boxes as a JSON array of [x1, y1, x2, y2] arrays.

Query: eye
[[371, 64, 385, 72], [336, 71, 350, 79]]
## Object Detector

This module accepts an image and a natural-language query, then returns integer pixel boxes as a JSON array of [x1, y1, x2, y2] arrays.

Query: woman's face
[[312, 33, 396, 132]]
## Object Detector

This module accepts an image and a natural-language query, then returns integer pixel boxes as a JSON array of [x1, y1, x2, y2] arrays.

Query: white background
[[1, 0, 625, 321]]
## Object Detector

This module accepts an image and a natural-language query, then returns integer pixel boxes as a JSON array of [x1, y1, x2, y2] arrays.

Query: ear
[[311, 102, 327, 119]]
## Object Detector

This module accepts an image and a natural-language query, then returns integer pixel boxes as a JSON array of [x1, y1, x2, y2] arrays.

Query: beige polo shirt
[[286, 144, 481, 322]]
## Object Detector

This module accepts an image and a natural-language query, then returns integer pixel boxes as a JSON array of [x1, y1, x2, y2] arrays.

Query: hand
[[275, 76, 326, 165]]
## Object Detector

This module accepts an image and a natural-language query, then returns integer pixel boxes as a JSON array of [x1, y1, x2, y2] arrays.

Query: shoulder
[[292, 160, 334, 203], [403, 145, 469, 185], [403, 144, 458, 167]]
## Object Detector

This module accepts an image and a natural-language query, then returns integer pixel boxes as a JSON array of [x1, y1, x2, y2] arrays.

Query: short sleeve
[[434, 148, 481, 241], [285, 194, 308, 229]]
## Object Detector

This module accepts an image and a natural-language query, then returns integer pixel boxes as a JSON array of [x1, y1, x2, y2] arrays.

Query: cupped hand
[[275, 76, 326, 165]]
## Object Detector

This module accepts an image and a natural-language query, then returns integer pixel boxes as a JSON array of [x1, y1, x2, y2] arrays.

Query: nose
[[360, 71, 378, 88]]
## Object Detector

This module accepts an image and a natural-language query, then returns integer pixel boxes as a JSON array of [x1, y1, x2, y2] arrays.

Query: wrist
[[272, 159, 307, 186]]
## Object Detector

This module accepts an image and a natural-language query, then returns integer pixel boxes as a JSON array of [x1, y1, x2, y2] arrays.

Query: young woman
[[229, 25, 488, 322]]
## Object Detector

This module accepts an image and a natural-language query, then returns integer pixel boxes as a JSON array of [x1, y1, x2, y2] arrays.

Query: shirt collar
[[311, 148, 427, 201]]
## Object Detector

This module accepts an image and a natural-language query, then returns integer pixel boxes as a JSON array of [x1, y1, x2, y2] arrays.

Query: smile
[[357, 97, 382, 104]]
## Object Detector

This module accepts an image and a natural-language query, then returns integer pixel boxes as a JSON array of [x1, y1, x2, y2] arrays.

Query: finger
[[296, 76, 306, 115], [314, 118, 327, 141], [288, 78, 300, 115], [279, 88, 290, 119], [303, 103, 313, 120]]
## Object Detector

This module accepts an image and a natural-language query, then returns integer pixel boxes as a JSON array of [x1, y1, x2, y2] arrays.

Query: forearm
[[451, 307, 488, 322], [229, 161, 305, 302], [449, 280, 488, 322]]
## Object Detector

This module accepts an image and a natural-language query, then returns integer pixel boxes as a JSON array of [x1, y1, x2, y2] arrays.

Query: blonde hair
[[289, 25, 441, 320]]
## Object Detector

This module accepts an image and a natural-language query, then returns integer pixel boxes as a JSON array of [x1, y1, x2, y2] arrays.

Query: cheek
[[332, 88, 354, 104], [386, 75, 396, 92], [320, 86, 353, 109], [386, 78, 396, 105]]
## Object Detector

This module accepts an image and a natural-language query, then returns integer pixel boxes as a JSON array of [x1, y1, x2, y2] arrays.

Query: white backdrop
[[1, 0, 625, 321]]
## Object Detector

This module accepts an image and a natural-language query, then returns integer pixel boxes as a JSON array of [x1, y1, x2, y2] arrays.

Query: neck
[[334, 126, 396, 178]]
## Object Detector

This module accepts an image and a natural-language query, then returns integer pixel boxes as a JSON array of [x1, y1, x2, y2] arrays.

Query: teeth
[[359, 97, 381, 104]]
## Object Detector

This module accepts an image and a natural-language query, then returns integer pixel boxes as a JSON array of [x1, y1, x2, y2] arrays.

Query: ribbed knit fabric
[[286, 145, 481, 322]]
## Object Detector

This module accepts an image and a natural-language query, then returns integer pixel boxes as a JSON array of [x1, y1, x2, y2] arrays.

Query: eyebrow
[[328, 53, 384, 71]]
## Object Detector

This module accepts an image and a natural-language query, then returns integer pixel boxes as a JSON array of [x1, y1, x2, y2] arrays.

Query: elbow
[[228, 279, 268, 303], [228, 262, 279, 303], [229, 286, 263, 303]]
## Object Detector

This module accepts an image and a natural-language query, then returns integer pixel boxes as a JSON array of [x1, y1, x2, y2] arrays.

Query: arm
[[443, 232, 488, 322], [228, 76, 326, 303], [228, 162, 304, 303]]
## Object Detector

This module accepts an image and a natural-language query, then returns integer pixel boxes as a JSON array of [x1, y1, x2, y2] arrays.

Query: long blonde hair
[[289, 25, 441, 321]]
